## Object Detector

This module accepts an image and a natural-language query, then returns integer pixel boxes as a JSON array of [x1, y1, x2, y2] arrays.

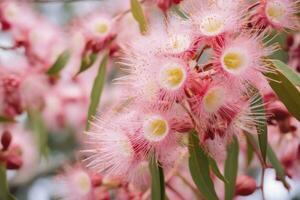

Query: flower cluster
[[84, 0, 299, 191], [0, 0, 299, 199]]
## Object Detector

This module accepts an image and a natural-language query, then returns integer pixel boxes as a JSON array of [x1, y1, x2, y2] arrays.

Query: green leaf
[[0, 116, 15, 123], [77, 53, 98, 75], [0, 164, 16, 200], [246, 136, 254, 167], [188, 130, 218, 200], [267, 144, 290, 190], [224, 136, 239, 200], [47, 50, 71, 76], [130, 0, 148, 34], [265, 32, 288, 63], [171, 5, 189, 19], [264, 66, 300, 121], [86, 54, 108, 130], [270, 59, 300, 86], [149, 155, 165, 200], [208, 156, 228, 183], [28, 109, 49, 157], [249, 88, 267, 162]]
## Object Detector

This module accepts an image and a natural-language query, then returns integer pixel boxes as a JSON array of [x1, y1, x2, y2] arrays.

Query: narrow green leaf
[[86, 54, 108, 130], [149, 155, 165, 200], [208, 156, 228, 183], [47, 50, 71, 76], [130, 0, 148, 34], [245, 133, 290, 190], [0, 164, 16, 200], [171, 6, 189, 19], [249, 88, 267, 162], [270, 59, 300, 86], [224, 136, 239, 200], [188, 130, 218, 200], [77, 53, 98, 75], [264, 66, 300, 121], [0, 116, 15, 123], [246, 136, 254, 167], [28, 109, 49, 157], [267, 144, 290, 190], [265, 32, 288, 63]]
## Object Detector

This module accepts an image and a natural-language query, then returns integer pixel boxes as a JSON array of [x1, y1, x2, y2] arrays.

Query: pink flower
[[212, 32, 276, 87], [0, 64, 48, 118], [83, 111, 140, 179], [71, 12, 116, 56], [190, 79, 241, 127], [56, 165, 109, 200], [127, 15, 197, 59], [0, 1, 66, 70], [42, 78, 89, 133], [181, 0, 246, 45], [119, 53, 195, 107], [251, 0, 300, 31], [0, 1, 37, 32]]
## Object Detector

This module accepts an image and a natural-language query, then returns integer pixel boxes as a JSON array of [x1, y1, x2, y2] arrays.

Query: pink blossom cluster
[[0, 0, 299, 199], [83, 0, 300, 198]]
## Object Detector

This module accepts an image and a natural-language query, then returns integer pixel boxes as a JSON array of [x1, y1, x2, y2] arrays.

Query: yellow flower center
[[221, 49, 248, 74], [150, 119, 167, 136], [203, 88, 224, 113], [4, 4, 19, 20], [266, 2, 286, 23], [159, 65, 186, 90], [200, 15, 225, 36], [223, 52, 244, 70], [96, 23, 109, 34], [143, 116, 169, 142], [74, 172, 91, 195]]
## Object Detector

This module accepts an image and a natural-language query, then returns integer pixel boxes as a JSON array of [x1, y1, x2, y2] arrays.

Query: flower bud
[[6, 154, 23, 170], [1, 130, 12, 151], [91, 173, 102, 187], [235, 175, 257, 196]]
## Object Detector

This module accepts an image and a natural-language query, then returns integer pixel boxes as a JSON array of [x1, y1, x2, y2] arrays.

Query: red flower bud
[[235, 175, 257, 196], [6, 154, 23, 170], [91, 173, 102, 187], [1, 130, 12, 151]]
